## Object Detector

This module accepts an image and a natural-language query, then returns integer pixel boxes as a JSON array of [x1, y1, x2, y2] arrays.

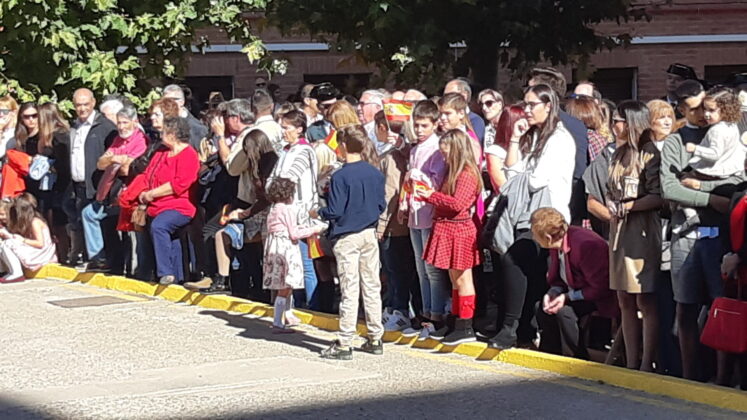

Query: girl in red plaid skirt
[[416, 129, 482, 345]]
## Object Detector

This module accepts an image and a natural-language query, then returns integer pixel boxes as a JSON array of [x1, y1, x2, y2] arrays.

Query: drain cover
[[48, 296, 137, 308]]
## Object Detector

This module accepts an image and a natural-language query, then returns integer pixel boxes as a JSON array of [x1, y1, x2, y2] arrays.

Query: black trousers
[[499, 231, 549, 342], [536, 300, 597, 359]]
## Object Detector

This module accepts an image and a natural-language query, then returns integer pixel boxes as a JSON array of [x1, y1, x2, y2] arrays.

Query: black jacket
[[72, 112, 117, 199]]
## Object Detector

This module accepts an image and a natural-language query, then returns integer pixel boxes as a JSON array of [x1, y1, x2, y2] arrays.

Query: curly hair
[[706, 86, 742, 124], [266, 177, 296, 204]]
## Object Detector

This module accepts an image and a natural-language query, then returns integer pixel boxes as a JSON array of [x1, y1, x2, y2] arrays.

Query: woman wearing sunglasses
[[477, 89, 504, 150]]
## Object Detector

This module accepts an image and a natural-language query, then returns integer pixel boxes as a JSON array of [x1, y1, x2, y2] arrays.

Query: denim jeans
[[135, 230, 155, 281], [381, 234, 420, 314], [81, 202, 107, 261], [293, 240, 319, 310], [409, 228, 449, 317], [150, 210, 191, 281]]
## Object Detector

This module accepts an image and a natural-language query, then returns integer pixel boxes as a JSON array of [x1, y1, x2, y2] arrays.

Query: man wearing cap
[[307, 83, 339, 142], [663, 63, 698, 112]]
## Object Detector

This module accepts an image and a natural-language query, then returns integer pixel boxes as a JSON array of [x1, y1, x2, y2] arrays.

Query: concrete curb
[[31, 264, 747, 413]]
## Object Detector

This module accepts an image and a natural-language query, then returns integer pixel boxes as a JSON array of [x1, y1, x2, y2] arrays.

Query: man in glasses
[[306, 82, 339, 142], [358, 89, 390, 154]]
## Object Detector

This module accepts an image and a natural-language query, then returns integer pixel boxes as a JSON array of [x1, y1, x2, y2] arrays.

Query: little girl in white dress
[[263, 178, 324, 332], [0, 194, 57, 283]]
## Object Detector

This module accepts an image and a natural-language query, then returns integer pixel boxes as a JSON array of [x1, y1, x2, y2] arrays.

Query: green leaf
[[59, 31, 77, 49]]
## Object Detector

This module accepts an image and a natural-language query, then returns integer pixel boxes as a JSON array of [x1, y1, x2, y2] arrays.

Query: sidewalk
[[30, 263, 747, 414]]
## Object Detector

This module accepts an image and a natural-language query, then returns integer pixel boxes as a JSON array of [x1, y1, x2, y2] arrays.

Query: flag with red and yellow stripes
[[383, 99, 413, 122]]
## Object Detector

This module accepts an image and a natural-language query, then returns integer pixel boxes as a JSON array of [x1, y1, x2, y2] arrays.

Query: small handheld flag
[[383, 99, 413, 122]]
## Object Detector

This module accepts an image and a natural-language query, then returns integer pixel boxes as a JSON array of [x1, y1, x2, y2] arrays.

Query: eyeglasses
[[22, 113, 38, 120], [480, 100, 498, 108], [522, 101, 544, 112], [0, 109, 11, 116]]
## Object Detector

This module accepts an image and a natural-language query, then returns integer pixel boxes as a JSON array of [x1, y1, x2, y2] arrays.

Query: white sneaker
[[417, 322, 436, 341], [384, 310, 410, 332]]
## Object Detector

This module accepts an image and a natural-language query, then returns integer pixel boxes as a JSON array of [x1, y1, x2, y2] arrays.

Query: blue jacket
[[318, 161, 386, 240]]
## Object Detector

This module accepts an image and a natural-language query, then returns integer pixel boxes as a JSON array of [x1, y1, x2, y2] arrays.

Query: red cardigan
[[143, 146, 199, 218], [547, 226, 618, 319]]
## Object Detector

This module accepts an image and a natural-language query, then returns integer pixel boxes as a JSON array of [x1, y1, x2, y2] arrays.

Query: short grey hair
[[404, 89, 427, 101], [162, 84, 185, 102], [224, 98, 255, 125], [477, 89, 503, 104], [447, 78, 472, 102], [100, 98, 124, 115], [116, 104, 138, 120], [361, 89, 386, 107]]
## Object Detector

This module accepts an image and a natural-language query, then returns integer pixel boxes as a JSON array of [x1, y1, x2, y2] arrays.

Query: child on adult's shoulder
[[263, 177, 325, 333], [0, 193, 57, 283]]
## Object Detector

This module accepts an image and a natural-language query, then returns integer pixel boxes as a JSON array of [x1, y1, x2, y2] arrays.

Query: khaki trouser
[[333, 228, 383, 346]]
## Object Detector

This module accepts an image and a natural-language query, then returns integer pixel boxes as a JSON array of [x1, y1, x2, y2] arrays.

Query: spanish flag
[[308, 235, 325, 259], [324, 130, 338, 152], [383, 99, 413, 122]]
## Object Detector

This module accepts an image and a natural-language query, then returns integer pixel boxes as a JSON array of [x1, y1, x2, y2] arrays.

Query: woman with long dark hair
[[606, 100, 662, 372], [490, 84, 576, 349]]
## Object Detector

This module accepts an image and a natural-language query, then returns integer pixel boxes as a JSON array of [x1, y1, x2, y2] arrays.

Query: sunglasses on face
[[22, 113, 38, 120], [480, 100, 498, 108], [0, 109, 11, 116]]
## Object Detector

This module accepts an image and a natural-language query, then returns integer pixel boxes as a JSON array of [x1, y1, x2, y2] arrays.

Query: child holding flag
[[415, 129, 483, 345]]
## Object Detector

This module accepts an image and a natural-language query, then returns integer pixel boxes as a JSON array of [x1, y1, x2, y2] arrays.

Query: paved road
[[0, 279, 742, 420]]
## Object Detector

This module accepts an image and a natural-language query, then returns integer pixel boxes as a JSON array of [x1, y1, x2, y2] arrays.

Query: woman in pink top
[[139, 117, 199, 285]]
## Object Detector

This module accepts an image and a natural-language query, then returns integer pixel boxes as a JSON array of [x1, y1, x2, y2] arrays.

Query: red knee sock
[[452, 289, 460, 317], [459, 295, 475, 320]]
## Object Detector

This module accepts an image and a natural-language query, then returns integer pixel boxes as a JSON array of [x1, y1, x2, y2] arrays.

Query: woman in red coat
[[416, 129, 482, 345]]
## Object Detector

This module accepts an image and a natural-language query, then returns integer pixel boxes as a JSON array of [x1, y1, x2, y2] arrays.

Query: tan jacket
[[377, 148, 410, 237]]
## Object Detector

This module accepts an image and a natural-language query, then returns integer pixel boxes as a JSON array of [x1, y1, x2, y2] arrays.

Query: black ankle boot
[[204, 275, 228, 294], [489, 320, 518, 349], [442, 318, 476, 346]]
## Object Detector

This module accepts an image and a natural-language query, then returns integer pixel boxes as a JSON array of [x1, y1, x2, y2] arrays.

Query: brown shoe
[[183, 277, 212, 291]]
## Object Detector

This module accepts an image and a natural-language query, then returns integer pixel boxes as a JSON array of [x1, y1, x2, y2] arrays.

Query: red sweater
[[143, 146, 199, 218]]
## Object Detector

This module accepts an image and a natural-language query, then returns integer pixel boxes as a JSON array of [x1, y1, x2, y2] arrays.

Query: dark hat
[[666, 63, 697, 80], [310, 82, 340, 102]]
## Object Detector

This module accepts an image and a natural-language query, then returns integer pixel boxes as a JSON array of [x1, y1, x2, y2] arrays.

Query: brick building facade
[[183, 0, 747, 108]]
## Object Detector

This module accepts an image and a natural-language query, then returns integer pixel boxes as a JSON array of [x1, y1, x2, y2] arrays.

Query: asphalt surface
[[0, 278, 743, 420]]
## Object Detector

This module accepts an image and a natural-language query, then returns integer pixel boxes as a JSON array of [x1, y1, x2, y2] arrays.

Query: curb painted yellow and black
[[30, 263, 747, 413]]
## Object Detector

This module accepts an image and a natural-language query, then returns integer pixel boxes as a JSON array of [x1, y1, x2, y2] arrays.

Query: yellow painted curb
[[30, 264, 747, 413]]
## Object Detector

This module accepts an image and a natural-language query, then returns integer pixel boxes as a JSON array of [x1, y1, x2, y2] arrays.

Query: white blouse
[[505, 122, 576, 222]]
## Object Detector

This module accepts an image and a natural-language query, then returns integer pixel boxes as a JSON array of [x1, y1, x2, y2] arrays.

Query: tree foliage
[[266, 0, 646, 91], [0, 0, 267, 112]]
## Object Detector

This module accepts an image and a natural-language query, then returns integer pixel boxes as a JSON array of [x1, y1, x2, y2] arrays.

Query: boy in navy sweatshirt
[[312, 125, 386, 360]]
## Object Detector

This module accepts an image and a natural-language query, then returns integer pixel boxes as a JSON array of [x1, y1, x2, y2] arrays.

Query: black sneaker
[[359, 338, 383, 355], [203, 275, 229, 294], [429, 315, 456, 341], [442, 319, 477, 346], [86, 259, 111, 273], [321, 340, 353, 360]]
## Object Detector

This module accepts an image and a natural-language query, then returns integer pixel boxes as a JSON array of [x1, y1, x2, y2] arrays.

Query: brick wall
[[185, 0, 747, 104]]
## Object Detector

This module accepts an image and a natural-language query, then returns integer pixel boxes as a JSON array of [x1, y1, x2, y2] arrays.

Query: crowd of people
[[1, 62, 746, 389]]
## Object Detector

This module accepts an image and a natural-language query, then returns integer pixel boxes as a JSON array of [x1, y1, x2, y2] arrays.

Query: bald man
[[65, 88, 117, 266]]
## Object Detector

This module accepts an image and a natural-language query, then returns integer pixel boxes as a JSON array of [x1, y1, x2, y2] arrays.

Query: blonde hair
[[438, 93, 474, 133], [439, 129, 482, 195], [0, 96, 18, 112], [530, 207, 568, 248], [327, 100, 360, 129]]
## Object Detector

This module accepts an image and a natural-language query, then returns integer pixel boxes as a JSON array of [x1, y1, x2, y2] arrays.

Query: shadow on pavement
[[199, 309, 332, 354], [0, 396, 55, 420]]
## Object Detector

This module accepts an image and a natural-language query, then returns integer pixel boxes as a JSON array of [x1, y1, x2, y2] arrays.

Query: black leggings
[[499, 232, 549, 342]]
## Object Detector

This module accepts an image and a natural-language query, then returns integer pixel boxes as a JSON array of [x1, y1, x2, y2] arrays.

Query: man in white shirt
[[65, 88, 117, 266], [163, 84, 208, 149]]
